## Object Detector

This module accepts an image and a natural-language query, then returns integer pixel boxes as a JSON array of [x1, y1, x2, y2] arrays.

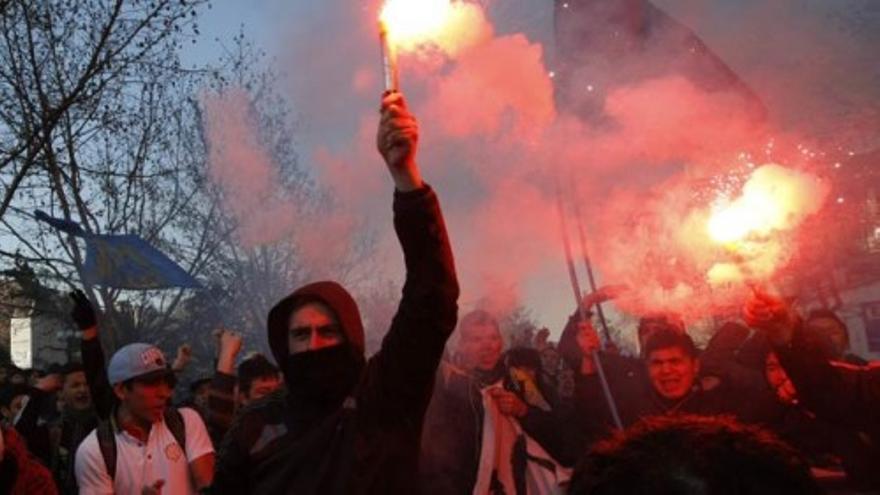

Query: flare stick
[[379, 22, 399, 92]]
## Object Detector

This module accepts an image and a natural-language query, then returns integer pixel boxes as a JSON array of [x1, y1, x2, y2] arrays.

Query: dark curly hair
[[569, 415, 821, 495]]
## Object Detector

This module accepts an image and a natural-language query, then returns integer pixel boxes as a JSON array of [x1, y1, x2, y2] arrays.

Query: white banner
[[10, 317, 32, 369]]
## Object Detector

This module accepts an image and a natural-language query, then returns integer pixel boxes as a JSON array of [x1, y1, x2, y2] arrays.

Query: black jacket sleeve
[[776, 326, 880, 432], [81, 337, 113, 420], [360, 185, 460, 422], [206, 371, 237, 444], [520, 406, 578, 466], [210, 413, 251, 494], [12, 388, 52, 464], [700, 324, 770, 392]]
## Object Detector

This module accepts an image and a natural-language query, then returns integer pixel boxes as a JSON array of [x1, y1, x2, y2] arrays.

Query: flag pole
[[569, 180, 613, 344], [555, 182, 623, 429]]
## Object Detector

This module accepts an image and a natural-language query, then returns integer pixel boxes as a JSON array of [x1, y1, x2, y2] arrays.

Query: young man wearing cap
[[211, 91, 459, 494], [74, 343, 214, 494]]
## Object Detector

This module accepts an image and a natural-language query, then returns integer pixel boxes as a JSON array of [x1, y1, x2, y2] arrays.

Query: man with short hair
[[75, 343, 214, 494], [58, 364, 92, 414], [746, 291, 880, 489], [9, 363, 94, 490], [203, 331, 284, 443], [604, 328, 780, 427], [184, 377, 212, 415], [454, 309, 504, 372], [804, 309, 866, 365], [746, 291, 880, 432], [211, 91, 459, 494], [421, 309, 571, 494], [643, 329, 700, 403], [636, 312, 686, 355], [237, 354, 282, 406]]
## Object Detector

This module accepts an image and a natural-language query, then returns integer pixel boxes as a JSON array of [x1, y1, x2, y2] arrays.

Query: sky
[[183, 0, 880, 341]]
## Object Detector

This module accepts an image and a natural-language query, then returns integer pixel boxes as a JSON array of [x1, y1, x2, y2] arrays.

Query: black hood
[[267, 281, 365, 365]]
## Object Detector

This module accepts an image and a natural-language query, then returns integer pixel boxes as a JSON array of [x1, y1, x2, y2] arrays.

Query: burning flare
[[706, 164, 829, 286], [379, 0, 453, 48], [708, 164, 827, 244], [378, 0, 490, 56]]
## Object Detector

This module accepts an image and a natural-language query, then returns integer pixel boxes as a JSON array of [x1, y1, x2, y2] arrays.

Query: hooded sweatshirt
[[212, 185, 459, 495]]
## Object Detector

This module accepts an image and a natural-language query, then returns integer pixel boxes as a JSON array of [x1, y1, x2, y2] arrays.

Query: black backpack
[[96, 408, 186, 480]]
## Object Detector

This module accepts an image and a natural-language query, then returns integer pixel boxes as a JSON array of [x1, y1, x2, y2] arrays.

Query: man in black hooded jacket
[[210, 90, 459, 494]]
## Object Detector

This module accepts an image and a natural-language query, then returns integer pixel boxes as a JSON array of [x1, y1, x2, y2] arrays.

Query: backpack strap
[[96, 418, 117, 481], [164, 408, 187, 454], [96, 408, 187, 482]]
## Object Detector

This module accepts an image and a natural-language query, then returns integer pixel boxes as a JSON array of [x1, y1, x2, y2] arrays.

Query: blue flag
[[35, 211, 202, 290]]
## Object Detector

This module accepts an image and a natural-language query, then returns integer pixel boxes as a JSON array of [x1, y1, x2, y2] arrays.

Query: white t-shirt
[[75, 407, 214, 495]]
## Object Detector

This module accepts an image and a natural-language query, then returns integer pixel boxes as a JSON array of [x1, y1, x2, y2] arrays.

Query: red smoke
[[201, 0, 874, 338]]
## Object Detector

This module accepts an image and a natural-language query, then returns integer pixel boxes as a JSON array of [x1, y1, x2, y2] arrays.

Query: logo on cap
[[141, 348, 165, 368]]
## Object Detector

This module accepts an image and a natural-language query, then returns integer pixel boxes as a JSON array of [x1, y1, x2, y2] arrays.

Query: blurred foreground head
[[569, 415, 821, 495]]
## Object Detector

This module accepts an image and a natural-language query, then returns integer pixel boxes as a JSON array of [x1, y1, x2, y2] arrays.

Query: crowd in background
[[2, 288, 879, 494]]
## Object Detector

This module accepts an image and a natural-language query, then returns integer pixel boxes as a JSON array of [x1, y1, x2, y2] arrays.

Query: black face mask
[[283, 344, 365, 412]]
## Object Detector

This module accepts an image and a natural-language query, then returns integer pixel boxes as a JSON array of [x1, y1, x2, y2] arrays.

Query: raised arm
[[206, 329, 242, 443], [362, 91, 459, 416], [71, 290, 113, 419], [745, 290, 880, 430]]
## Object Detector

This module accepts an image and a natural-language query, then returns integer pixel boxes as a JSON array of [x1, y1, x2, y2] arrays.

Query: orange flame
[[706, 164, 829, 286], [378, 0, 490, 56], [708, 164, 825, 244], [379, 0, 453, 48]]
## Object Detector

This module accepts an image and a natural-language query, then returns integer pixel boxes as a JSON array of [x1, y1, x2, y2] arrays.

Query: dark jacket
[[774, 402, 880, 490], [775, 324, 880, 434], [774, 323, 880, 489], [556, 309, 646, 444], [13, 338, 108, 494], [700, 321, 771, 392], [15, 387, 98, 494], [81, 337, 113, 421], [212, 185, 459, 494], [205, 371, 236, 445]]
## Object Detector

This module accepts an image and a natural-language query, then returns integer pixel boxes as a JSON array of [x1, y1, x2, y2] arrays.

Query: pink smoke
[[201, 0, 875, 338], [201, 89, 299, 247]]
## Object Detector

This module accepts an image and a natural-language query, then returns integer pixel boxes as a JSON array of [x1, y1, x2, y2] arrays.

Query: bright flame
[[706, 164, 829, 287], [378, 0, 490, 56], [708, 190, 784, 243], [708, 164, 826, 244], [379, 0, 453, 47]]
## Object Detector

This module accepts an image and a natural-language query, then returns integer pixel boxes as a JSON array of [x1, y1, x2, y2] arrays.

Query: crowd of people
[[1, 92, 879, 494]]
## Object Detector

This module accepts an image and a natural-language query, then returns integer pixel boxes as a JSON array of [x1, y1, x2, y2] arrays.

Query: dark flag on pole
[[35, 210, 202, 290]]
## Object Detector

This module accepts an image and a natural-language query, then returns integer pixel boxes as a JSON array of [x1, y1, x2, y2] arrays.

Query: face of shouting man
[[61, 369, 92, 412], [647, 345, 699, 401]]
